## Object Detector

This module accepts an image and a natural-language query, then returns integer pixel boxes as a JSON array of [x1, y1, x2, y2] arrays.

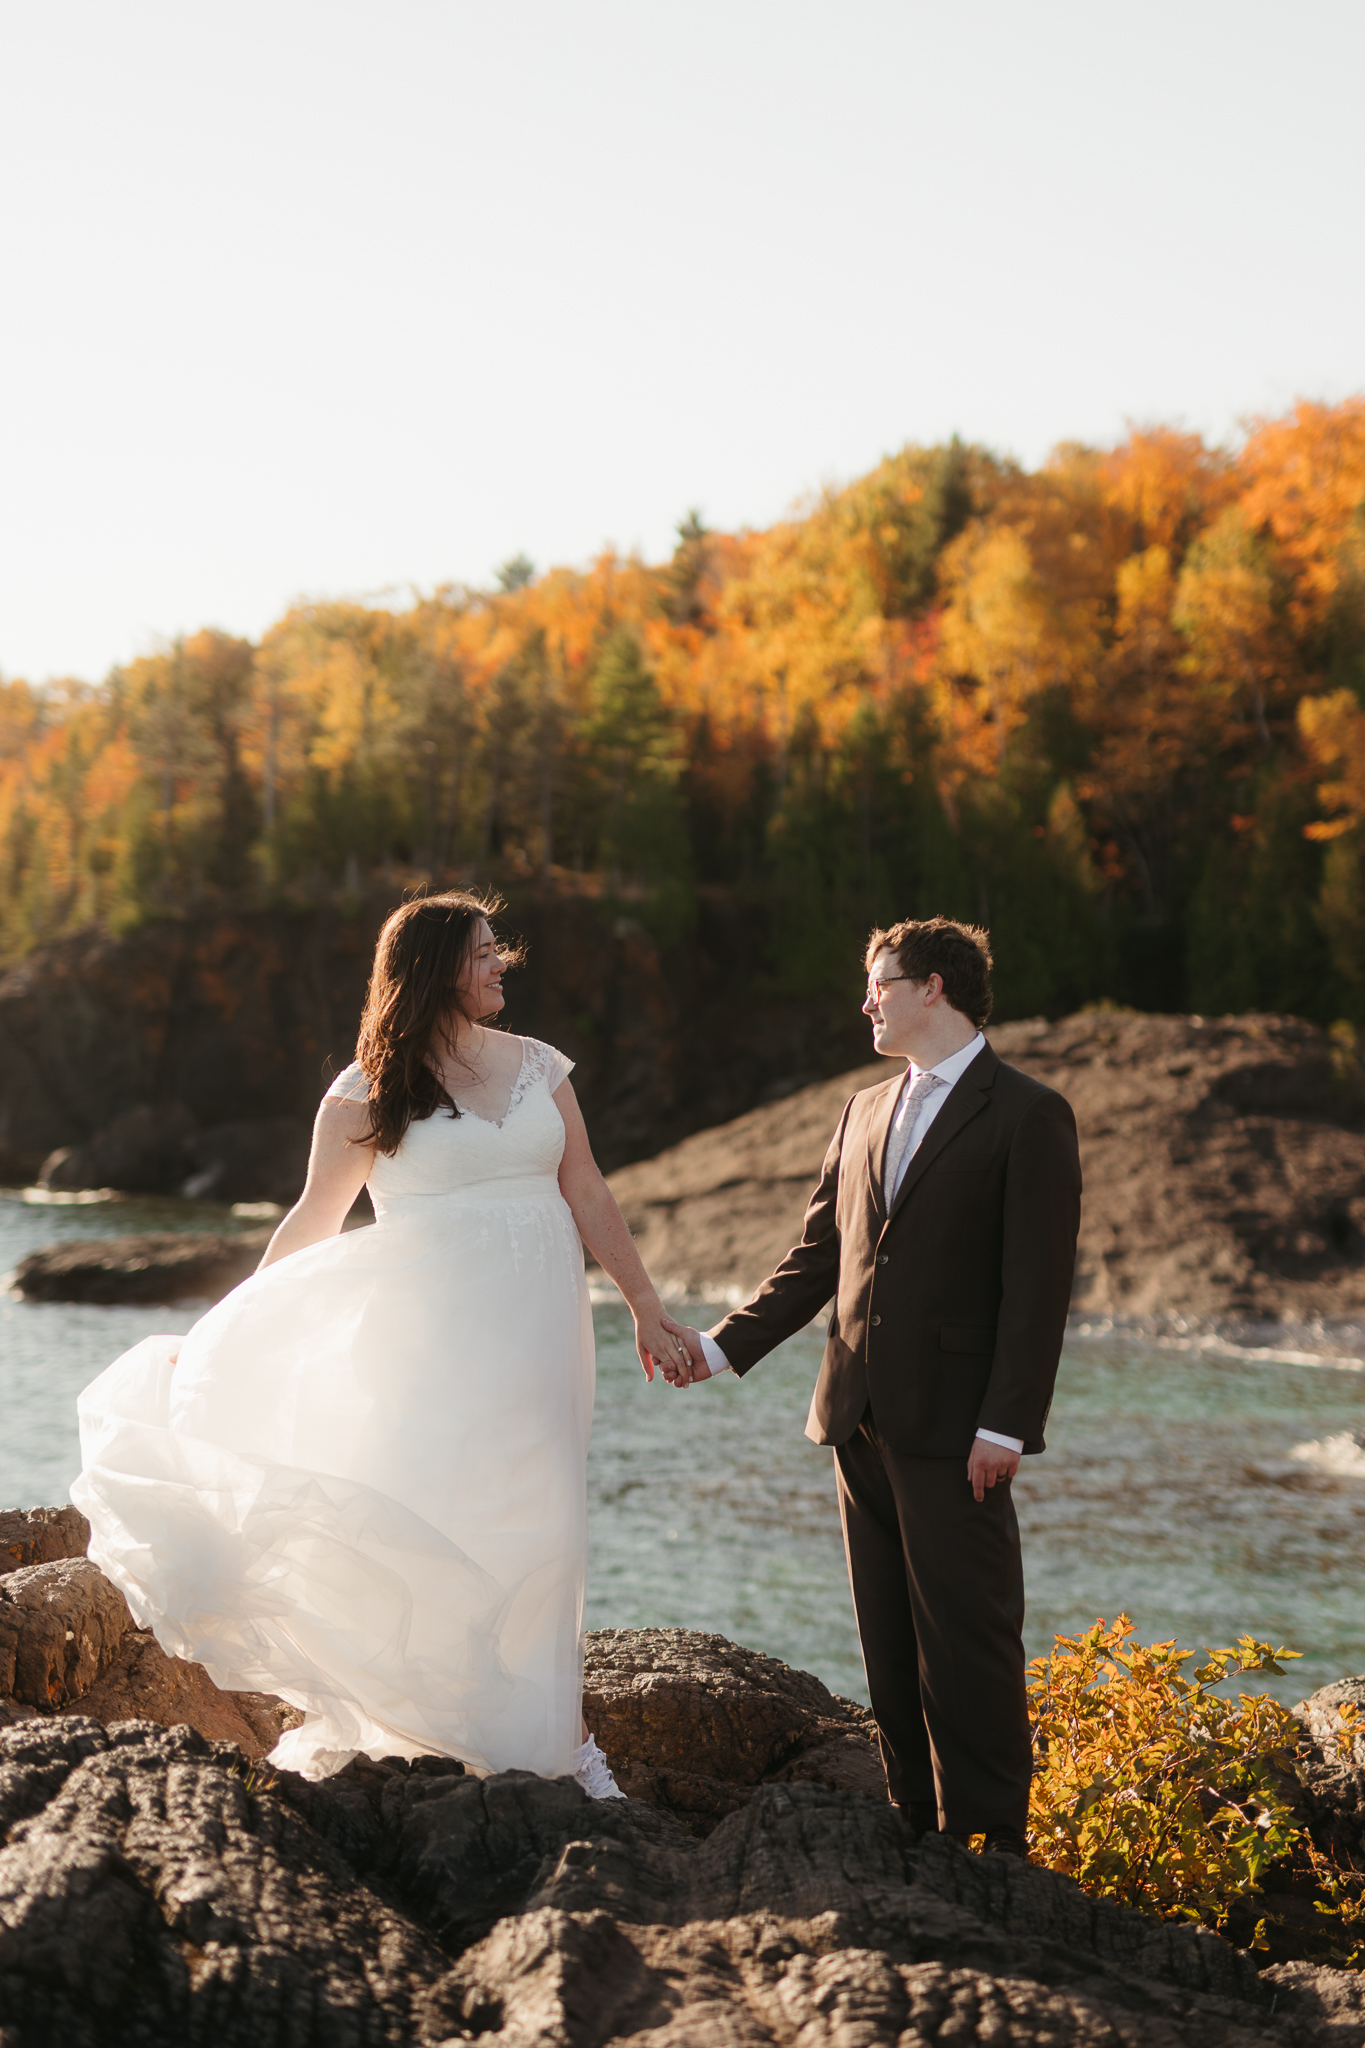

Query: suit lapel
[[864, 1067, 906, 1220], [887, 1043, 998, 1220]]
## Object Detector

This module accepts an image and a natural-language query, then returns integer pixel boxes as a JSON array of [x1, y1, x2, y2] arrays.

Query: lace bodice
[[325, 1036, 575, 1205]]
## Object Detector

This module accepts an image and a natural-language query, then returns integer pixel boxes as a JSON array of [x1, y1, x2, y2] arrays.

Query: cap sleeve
[[546, 1046, 575, 1093], [523, 1039, 574, 1095], [324, 1060, 370, 1104]]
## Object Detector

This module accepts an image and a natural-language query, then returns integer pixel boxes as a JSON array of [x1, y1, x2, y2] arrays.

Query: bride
[[73, 890, 687, 1792]]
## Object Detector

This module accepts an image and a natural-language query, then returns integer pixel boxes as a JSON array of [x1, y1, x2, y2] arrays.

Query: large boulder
[[584, 1625, 883, 1822], [0, 1506, 90, 1576], [0, 1558, 134, 1709], [0, 1532, 302, 1761]]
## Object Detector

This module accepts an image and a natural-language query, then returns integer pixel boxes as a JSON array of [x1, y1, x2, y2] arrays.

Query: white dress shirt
[[698, 1031, 1025, 1455]]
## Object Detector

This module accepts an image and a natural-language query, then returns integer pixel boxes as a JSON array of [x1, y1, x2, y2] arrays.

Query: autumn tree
[[3, 399, 1364, 1023], [576, 627, 687, 901]]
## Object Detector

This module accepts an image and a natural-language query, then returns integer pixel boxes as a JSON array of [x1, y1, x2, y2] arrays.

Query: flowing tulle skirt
[[73, 1178, 595, 1780]]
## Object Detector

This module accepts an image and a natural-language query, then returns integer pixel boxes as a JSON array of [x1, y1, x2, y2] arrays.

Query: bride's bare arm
[[258, 1097, 376, 1269], [553, 1078, 686, 1382]]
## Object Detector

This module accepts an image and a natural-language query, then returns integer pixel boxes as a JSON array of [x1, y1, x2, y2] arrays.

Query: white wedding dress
[[73, 1037, 595, 1781]]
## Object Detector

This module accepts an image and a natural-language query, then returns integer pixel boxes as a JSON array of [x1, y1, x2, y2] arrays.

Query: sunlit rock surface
[[584, 1625, 884, 1824]]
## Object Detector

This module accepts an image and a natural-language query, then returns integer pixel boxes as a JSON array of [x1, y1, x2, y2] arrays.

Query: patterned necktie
[[882, 1070, 947, 1204]]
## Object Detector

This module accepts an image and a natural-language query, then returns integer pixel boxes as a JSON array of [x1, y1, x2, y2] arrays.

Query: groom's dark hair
[[866, 916, 994, 1028]]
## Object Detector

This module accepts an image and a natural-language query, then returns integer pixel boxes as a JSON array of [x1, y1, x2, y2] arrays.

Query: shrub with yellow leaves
[[1027, 1617, 1305, 1939]]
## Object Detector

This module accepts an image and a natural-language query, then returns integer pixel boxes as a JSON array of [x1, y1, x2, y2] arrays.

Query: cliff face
[[608, 1010, 1365, 1322], [0, 891, 869, 1188], [0, 911, 371, 1181]]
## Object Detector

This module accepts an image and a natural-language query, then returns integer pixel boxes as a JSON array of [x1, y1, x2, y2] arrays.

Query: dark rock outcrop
[[13, 1226, 270, 1304], [37, 1104, 312, 1205], [0, 1715, 1346, 2048], [38, 1100, 198, 1195], [0, 1718, 454, 2046], [181, 1115, 314, 1203], [1, 1516, 1364, 2040], [609, 1010, 1365, 1318]]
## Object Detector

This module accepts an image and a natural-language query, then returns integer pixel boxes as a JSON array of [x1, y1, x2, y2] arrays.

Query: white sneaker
[[573, 1733, 625, 1799]]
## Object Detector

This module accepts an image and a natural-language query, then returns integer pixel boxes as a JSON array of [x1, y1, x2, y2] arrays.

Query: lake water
[[4, 1188, 1365, 1706]]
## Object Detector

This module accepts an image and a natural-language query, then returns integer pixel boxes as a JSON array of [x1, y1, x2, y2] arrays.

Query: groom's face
[[863, 948, 920, 1058]]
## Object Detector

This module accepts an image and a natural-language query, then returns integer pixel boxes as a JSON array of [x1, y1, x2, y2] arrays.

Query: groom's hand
[[967, 1438, 1020, 1502], [659, 1314, 708, 1387]]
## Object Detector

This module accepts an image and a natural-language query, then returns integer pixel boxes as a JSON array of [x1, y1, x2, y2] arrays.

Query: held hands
[[966, 1437, 1020, 1502], [630, 1298, 695, 1383], [659, 1314, 709, 1388]]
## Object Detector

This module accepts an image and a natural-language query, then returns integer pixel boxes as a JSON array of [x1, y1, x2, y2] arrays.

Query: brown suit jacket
[[711, 1043, 1082, 1458]]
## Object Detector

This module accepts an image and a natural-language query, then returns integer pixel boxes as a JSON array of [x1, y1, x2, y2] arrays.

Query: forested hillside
[[3, 400, 1364, 1023]]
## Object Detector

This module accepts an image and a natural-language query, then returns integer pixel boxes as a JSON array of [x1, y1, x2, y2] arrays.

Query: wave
[[1067, 1314, 1365, 1373]]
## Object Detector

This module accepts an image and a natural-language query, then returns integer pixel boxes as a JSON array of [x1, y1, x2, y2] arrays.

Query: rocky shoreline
[[4, 1505, 1365, 2043], [609, 1009, 1365, 1320], [9, 1008, 1364, 1322]]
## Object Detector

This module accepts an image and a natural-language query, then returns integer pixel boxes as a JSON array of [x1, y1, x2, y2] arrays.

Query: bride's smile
[[456, 920, 508, 1023]]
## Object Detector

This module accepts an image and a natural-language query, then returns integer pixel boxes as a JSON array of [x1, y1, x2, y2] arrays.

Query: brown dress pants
[[833, 1408, 1033, 1834]]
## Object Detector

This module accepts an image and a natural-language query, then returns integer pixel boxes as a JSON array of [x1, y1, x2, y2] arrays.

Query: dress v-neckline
[[448, 1037, 530, 1130]]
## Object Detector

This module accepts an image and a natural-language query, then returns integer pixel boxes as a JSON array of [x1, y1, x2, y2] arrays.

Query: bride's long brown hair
[[352, 891, 524, 1156]]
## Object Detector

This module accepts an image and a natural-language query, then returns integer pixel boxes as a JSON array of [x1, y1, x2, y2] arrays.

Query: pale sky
[[1, 0, 1361, 685]]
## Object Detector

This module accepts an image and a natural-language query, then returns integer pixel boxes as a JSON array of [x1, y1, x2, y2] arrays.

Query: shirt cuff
[[699, 1332, 733, 1378], [975, 1427, 1024, 1453]]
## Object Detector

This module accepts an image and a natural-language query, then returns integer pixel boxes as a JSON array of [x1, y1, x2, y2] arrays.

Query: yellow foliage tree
[[1298, 689, 1365, 839], [1239, 399, 1365, 634]]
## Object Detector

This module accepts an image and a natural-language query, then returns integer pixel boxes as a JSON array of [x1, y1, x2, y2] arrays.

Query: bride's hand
[[630, 1299, 689, 1384], [659, 1316, 707, 1387]]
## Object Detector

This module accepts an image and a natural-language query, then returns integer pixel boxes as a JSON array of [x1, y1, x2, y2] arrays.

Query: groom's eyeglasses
[[866, 975, 908, 1000]]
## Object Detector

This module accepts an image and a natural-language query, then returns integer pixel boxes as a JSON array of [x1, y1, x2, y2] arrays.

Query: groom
[[663, 917, 1081, 1855]]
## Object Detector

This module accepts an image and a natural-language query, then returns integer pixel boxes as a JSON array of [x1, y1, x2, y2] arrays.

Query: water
[[5, 1190, 1365, 1707], [0, 1188, 258, 1513], [588, 1302, 1365, 1705]]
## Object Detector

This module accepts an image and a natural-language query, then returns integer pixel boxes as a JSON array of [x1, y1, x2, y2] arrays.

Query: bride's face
[[455, 919, 507, 1023]]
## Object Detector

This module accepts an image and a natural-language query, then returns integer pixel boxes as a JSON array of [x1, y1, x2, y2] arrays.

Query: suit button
[[870, 1314, 881, 1327], [876, 1254, 889, 1266]]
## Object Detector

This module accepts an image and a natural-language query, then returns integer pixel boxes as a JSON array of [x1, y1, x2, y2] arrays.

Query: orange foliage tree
[[2, 402, 1363, 1022]]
